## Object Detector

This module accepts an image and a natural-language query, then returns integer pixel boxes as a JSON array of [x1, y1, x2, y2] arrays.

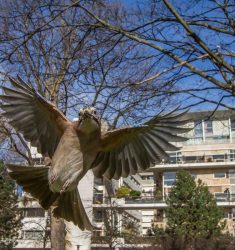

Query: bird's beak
[[83, 111, 99, 124], [84, 111, 91, 118]]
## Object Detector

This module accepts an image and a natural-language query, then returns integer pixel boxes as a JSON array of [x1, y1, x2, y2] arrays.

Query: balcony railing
[[125, 197, 165, 204], [183, 136, 231, 145], [94, 194, 235, 205], [126, 195, 235, 203], [166, 154, 235, 165]]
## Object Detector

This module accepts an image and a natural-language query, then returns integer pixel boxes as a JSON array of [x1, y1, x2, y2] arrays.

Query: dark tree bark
[[50, 215, 66, 250]]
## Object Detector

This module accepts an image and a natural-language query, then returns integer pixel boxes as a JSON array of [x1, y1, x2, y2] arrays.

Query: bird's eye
[[94, 110, 96, 114]]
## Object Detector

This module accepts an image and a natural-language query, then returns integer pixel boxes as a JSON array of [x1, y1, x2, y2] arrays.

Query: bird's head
[[77, 107, 100, 133]]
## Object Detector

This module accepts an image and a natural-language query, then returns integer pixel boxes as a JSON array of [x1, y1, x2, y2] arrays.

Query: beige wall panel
[[208, 186, 223, 193]]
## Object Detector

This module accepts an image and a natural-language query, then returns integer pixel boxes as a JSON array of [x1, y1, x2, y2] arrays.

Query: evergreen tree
[[166, 170, 225, 239], [0, 162, 22, 249], [146, 224, 166, 237]]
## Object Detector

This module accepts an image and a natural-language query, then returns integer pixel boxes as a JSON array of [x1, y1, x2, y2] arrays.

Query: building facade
[[12, 110, 235, 249], [93, 110, 235, 238]]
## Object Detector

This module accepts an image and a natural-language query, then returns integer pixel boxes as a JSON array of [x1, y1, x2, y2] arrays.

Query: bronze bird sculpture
[[0, 77, 190, 230]]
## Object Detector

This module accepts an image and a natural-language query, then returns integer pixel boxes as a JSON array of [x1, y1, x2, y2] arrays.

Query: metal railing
[[166, 154, 235, 165], [93, 194, 235, 205]]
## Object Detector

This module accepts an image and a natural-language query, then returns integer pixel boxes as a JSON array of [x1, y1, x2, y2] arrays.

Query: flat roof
[[185, 109, 235, 120]]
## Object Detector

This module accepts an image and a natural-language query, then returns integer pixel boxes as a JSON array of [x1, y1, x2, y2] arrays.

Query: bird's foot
[[49, 172, 58, 185], [60, 180, 71, 193]]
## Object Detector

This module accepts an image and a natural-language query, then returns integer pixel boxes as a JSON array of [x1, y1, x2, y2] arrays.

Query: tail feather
[[53, 189, 93, 231], [7, 164, 59, 210], [7, 164, 93, 231]]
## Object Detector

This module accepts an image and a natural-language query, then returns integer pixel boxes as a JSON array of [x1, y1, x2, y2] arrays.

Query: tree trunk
[[45, 87, 66, 250], [50, 212, 66, 250]]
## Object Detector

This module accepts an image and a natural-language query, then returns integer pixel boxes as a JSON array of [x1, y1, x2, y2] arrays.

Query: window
[[213, 154, 226, 162], [230, 149, 235, 161], [231, 120, 235, 131], [214, 172, 226, 178], [164, 180, 175, 186], [141, 176, 154, 180], [214, 193, 228, 201], [93, 210, 103, 222], [23, 230, 43, 240], [232, 208, 235, 217], [169, 152, 182, 163], [23, 208, 45, 217], [93, 189, 103, 204], [164, 172, 176, 186], [204, 120, 213, 134], [194, 120, 203, 137], [164, 172, 176, 179], [17, 185, 23, 197], [184, 156, 197, 163]]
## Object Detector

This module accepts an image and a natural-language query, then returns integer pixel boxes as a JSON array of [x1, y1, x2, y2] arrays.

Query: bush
[[116, 186, 130, 198], [129, 190, 141, 198]]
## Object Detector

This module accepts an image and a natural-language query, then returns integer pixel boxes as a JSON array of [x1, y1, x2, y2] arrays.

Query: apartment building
[[12, 109, 235, 249], [93, 110, 235, 237], [14, 169, 94, 250], [14, 194, 51, 250], [149, 110, 235, 234], [93, 174, 143, 236]]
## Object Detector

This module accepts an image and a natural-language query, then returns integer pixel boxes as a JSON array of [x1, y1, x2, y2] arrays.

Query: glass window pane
[[214, 193, 228, 200], [194, 120, 203, 137], [214, 172, 226, 178], [23, 208, 45, 217], [231, 121, 235, 131], [232, 208, 235, 216], [164, 172, 176, 180], [164, 180, 175, 186], [24, 230, 43, 240], [205, 120, 213, 133]]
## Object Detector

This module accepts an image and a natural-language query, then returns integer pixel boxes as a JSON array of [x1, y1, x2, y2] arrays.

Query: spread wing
[[0, 77, 71, 158], [92, 109, 191, 179]]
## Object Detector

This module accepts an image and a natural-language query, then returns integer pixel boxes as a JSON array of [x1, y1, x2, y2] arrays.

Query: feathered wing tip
[[92, 107, 193, 180], [53, 189, 93, 231], [7, 164, 59, 209], [147, 107, 192, 127]]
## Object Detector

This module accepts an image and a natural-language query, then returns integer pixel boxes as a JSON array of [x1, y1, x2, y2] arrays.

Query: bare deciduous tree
[[0, 0, 234, 248]]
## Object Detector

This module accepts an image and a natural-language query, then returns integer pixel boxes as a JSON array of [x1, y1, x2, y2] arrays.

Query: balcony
[[150, 161, 235, 171], [168, 153, 235, 165], [93, 195, 235, 210], [184, 136, 231, 145], [150, 151, 235, 171]]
